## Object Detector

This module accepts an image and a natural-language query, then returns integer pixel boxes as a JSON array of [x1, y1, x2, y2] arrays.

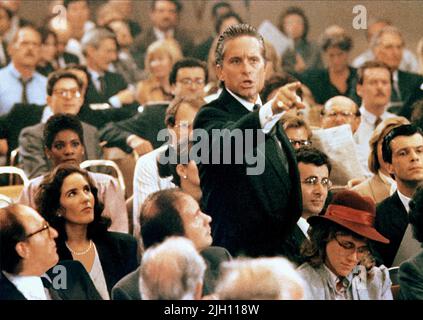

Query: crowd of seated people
[[1, 0, 423, 301]]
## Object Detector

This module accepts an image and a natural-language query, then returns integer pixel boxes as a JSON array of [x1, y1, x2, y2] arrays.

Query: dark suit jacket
[[61, 52, 80, 65], [57, 232, 139, 294], [399, 250, 423, 300], [85, 71, 129, 105], [193, 88, 302, 257], [0, 260, 102, 300], [374, 191, 409, 267], [397, 70, 423, 119], [99, 103, 168, 153], [131, 27, 194, 69], [280, 225, 307, 266], [19, 121, 102, 179], [111, 246, 231, 300]]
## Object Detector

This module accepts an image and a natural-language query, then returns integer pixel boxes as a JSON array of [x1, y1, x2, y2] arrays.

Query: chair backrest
[[0, 166, 29, 185], [9, 148, 21, 184], [0, 193, 13, 208], [80, 159, 126, 195]]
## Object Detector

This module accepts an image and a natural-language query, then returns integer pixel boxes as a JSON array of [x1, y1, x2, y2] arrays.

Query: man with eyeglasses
[[281, 147, 332, 265], [0, 204, 102, 299], [18, 70, 102, 179], [282, 114, 313, 150]]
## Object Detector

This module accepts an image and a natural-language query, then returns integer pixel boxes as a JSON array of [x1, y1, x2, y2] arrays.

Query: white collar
[[2, 271, 48, 300], [359, 105, 392, 124], [297, 217, 310, 239], [397, 189, 411, 213], [226, 88, 262, 112], [378, 170, 397, 195], [153, 27, 174, 40], [41, 106, 54, 124]]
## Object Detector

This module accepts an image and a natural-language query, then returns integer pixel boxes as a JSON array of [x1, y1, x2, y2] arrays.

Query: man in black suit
[[0, 204, 101, 300], [111, 189, 231, 300], [99, 58, 208, 154], [193, 24, 303, 257], [282, 147, 332, 265], [371, 26, 423, 117], [80, 27, 137, 109], [131, 0, 194, 69], [374, 124, 423, 267]]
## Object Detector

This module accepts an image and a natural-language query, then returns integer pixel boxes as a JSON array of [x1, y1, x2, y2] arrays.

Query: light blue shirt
[[0, 63, 47, 115]]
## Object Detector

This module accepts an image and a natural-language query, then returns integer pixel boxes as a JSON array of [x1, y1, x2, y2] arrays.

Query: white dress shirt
[[297, 217, 310, 239], [2, 272, 49, 300]]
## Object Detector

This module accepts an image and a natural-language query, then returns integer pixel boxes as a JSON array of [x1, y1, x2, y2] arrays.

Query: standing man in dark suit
[[131, 0, 194, 69], [111, 189, 231, 300], [281, 147, 332, 265], [0, 204, 101, 300], [193, 24, 303, 257], [375, 124, 423, 267]]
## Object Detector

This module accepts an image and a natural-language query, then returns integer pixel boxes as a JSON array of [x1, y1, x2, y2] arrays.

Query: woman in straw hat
[[298, 190, 393, 300]]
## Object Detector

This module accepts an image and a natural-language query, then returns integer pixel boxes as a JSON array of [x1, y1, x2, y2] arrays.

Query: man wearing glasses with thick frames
[[281, 147, 332, 265], [0, 204, 101, 300]]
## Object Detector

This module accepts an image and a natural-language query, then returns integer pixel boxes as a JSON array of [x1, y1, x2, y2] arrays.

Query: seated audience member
[[35, 163, 138, 299], [278, 6, 323, 74], [374, 124, 423, 267], [80, 27, 136, 109], [410, 99, 423, 129], [107, 0, 142, 38], [131, 97, 204, 235], [99, 57, 207, 153], [352, 18, 419, 74], [399, 185, 423, 299], [0, 4, 12, 68], [298, 190, 392, 300], [281, 147, 331, 265], [18, 114, 128, 233], [352, 116, 410, 204], [17, 71, 102, 179], [281, 115, 312, 150], [139, 236, 206, 300], [215, 257, 305, 300], [264, 41, 283, 81], [0, 204, 102, 300], [261, 73, 301, 104], [300, 26, 359, 105], [158, 139, 201, 202], [36, 27, 59, 77], [111, 189, 231, 300], [0, 26, 47, 116], [135, 39, 182, 105]]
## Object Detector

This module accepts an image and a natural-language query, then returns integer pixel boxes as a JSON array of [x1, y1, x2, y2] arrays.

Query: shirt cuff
[[109, 96, 122, 108], [259, 97, 285, 134]]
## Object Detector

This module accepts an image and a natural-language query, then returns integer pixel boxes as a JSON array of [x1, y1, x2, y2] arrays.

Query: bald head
[[321, 96, 360, 133]]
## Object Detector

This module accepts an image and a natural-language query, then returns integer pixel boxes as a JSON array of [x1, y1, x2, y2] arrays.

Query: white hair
[[139, 236, 206, 300]]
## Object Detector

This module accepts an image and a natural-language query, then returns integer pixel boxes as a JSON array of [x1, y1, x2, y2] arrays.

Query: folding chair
[[0, 166, 29, 201]]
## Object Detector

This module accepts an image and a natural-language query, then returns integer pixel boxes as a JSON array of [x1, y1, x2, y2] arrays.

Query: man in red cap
[[297, 190, 392, 300]]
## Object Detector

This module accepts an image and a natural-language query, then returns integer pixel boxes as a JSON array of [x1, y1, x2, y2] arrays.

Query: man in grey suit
[[111, 189, 231, 300], [18, 71, 102, 179]]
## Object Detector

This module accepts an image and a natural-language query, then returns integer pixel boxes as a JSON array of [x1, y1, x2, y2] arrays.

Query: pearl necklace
[[65, 240, 93, 256]]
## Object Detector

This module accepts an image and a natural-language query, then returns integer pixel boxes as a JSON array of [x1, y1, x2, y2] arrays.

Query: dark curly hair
[[35, 163, 111, 242]]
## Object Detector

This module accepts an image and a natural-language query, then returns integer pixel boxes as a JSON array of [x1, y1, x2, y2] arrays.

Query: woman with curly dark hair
[[298, 190, 393, 300], [35, 163, 138, 300]]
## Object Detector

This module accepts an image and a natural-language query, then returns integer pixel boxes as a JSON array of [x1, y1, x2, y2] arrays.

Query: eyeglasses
[[53, 89, 81, 99], [26, 222, 51, 239], [289, 139, 312, 147], [177, 78, 205, 86], [301, 176, 332, 189], [324, 111, 356, 118], [334, 234, 370, 255]]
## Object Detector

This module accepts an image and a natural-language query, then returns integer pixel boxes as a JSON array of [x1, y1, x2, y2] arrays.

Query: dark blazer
[[99, 103, 169, 153], [0, 260, 102, 300], [61, 52, 80, 65], [280, 225, 308, 266], [398, 70, 423, 119], [131, 27, 194, 69], [111, 246, 231, 300], [85, 71, 129, 105], [193, 88, 302, 257], [399, 250, 423, 300], [374, 191, 409, 267], [57, 232, 138, 294]]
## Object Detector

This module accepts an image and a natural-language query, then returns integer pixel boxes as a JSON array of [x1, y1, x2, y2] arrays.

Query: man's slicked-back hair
[[357, 60, 392, 85], [43, 113, 84, 150], [296, 147, 332, 174], [382, 124, 423, 164], [168, 58, 208, 85], [140, 189, 187, 249], [151, 0, 182, 12], [215, 23, 266, 67]]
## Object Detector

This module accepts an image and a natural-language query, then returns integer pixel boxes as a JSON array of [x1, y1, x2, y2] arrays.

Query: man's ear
[[15, 241, 29, 259], [176, 163, 186, 179], [356, 83, 363, 98], [386, 161, 395, 175], [216, 64, 224, 82], [46, 95, 52, 108], [45, 146, 52, 160]]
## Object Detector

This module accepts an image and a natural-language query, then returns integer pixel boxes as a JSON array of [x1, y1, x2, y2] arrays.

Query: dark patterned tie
[[374, 116, 382, 128], [98, 75, 106, 95], [253, 103, 260, 111], [19, 77, 31, 104]]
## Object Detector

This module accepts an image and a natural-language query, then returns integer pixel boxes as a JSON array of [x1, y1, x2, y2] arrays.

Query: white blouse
[[89, 244, 110, 300]]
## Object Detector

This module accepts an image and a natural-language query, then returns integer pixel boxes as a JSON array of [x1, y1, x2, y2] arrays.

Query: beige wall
[[21, 0, 423, 60]]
